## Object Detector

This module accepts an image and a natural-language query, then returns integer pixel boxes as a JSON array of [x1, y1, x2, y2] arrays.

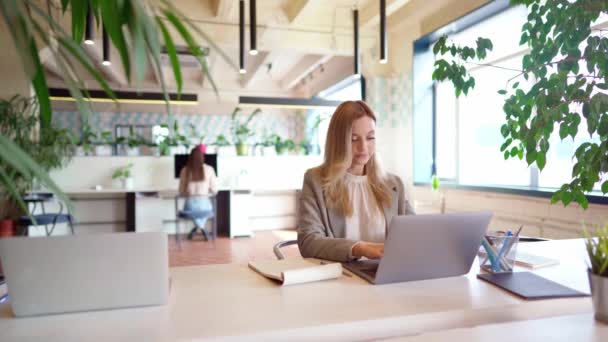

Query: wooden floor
[[168, 229, 300, 267]]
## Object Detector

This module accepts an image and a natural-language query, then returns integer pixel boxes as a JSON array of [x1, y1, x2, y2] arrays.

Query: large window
[[419, 4, 607, 195]]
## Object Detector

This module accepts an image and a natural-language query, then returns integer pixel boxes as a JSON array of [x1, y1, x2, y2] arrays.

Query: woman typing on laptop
[[297, 100, 415, 262]]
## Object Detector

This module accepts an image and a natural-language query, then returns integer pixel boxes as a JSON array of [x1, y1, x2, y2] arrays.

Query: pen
[[499, 225, 523, 268], [481, 239, 500, 272], [496, 231, 513, 271]]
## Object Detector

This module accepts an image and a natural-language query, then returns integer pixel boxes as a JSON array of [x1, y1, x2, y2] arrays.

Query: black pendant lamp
[[249, 0, 258, 55], [379, 0, 387, 64], [84, 6, 95, 45], [239, 0, 246, 74], [353, 9, 360, 77], [102, 25, 111, 66]]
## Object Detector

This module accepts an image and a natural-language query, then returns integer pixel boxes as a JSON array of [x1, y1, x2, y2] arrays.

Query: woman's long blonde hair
[[319, 100, 391, 217]]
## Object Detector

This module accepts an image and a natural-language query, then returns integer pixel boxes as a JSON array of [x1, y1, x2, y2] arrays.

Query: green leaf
[[161, 0, 238, 72], [29, 35, 52, 130], [99, 0, 131, 83], [500, 138, 512, 152], [574, 191, 588, 209], [519, 32, 528, 45], [536, 152, 546, 170], [602, 181, 608, 194], [498, 89, 507, 95], [550, 191, 561, 204], [526, 150, 537, 165], [561, 191, 573, 206], [156, 17, 182, 96], [559, 123, 569, 140], [71, 0, 87, 43], [56, 36, 116, 101], [163, 10, 218, 95], [512, 82, 520, 89]]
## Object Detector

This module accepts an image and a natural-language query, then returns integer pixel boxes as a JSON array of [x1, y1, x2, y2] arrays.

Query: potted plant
[[230, 107, 261, 156], [112, 163, 135, 189], [158, 121, 189, 156], [257, 131, 277, 156], [585, 225, 608, 323], [213, 134, 233, 156], [94, 131, 114, 156], [125, 127, 143, 156], [77, 123, 96, 156], [188, 123, 206, 146], [270, 134, 295, 156]]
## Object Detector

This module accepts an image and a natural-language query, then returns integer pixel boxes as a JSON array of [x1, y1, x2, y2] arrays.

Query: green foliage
[[213, 134, 231, 147], [97, 131, 113, 145], [0, 96, 75, 219], [269, 134, 296, 155], [188, 123, 206, 145], [584, 224, 608, 277], [112, 163, 134, 180], [432, 0, 608, 209], [431, 174, 441, 191], [127, 127, 146, 148], [157, 121, 189, 155], [231, 107, 262, 144]]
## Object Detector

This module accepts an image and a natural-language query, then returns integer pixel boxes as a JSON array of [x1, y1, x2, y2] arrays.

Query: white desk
[[0, 239, 594, 341], [386, 314, 608, 342]]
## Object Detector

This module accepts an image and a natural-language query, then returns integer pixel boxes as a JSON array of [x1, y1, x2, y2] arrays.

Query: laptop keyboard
[[345, 261, 379, 277]]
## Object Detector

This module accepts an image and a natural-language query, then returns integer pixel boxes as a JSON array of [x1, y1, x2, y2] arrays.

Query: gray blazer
[[297, 167, 415, 262]]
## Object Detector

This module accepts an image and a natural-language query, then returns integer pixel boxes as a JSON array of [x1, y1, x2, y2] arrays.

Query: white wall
[[413, 186, 608, 239]]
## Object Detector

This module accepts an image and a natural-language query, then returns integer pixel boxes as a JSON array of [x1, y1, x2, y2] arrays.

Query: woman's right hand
[[352, 242, 384, 259]]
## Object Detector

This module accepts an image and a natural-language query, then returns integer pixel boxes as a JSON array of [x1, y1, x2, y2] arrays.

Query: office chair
[[273, 239, 298, 260], [174, 195, 217, 245], [18, 193, 75, 236]]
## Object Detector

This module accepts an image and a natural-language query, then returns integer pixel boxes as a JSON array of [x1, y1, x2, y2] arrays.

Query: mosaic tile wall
[[52, 110, 305, 144], [365, 72, 412, 128]]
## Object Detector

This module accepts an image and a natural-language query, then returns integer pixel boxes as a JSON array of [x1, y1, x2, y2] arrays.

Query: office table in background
[[0, 239, 594, 341]]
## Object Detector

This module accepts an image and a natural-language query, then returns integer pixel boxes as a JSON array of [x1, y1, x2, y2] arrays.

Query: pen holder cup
[[478, 233, 519, 273]]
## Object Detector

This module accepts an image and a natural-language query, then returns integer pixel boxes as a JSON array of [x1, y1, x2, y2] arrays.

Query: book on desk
[[248, 259, 343, 286]]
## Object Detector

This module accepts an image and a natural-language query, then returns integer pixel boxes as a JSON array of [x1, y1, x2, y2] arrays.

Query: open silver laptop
[[343, 211, 492, 285], [0, 232, 169, 317]]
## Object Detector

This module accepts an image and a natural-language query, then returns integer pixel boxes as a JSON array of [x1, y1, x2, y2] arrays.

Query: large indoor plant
[[432, 0, 608, 209], [585, 225, 608, 323], [230, 107, 261, 156], [432, 0, 608, 322], [0, 95, 75, 233]]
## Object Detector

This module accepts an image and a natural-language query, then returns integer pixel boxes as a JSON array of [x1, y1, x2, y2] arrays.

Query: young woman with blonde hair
[[297, 100, 414, 262]]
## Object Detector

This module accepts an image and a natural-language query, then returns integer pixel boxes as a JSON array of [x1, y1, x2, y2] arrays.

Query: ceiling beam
[[283, 0, 310, 23], [209, 0, 236, 19], [280, 54, 332, 90], [359, 0, 412, 31], [239, 51, 270, 88]]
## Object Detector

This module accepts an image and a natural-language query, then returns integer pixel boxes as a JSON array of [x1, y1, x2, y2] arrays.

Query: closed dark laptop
[[343, 211, 492, 285]]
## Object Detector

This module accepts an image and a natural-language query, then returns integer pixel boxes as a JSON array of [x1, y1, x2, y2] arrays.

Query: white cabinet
[[229, 190, 253, 238]]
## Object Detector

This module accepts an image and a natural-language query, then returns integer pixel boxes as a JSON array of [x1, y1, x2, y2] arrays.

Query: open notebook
[[248, 259, 342, 286]]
